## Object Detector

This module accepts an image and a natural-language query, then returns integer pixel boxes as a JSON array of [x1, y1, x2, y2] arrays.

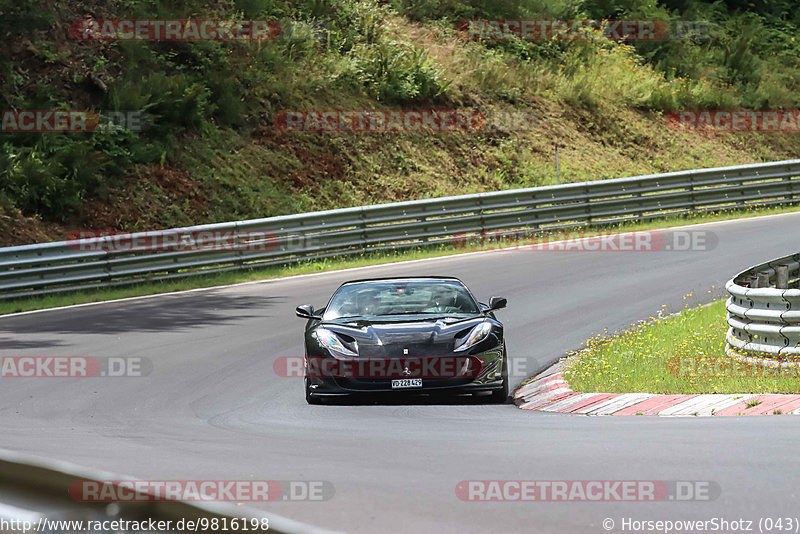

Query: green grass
[[563, 299, 800, 395], [1, 203, 799, 316]]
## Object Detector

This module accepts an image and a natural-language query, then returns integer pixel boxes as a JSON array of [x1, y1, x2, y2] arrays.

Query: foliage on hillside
[[1, 0, 799, 245]]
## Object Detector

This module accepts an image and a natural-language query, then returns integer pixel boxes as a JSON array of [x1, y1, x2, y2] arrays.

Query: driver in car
[[425, 287, 457, 312], [356, 290, 381, 316]]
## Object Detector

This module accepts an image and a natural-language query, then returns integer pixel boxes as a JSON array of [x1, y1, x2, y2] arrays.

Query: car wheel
[[488, 351, 509, 404]]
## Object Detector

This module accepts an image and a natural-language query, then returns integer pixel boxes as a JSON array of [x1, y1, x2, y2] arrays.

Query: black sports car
[[296, 277, 508, 404]]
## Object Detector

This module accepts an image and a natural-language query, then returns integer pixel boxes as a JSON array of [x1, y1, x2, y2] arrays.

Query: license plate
[[391, 378, 422, 389]]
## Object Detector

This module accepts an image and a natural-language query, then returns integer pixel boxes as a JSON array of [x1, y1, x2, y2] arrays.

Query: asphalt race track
[[1, 213, 799, 533]]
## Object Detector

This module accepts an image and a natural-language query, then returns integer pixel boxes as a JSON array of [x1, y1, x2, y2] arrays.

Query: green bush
[[342, 42, 451, 102], [1, 141, 96, 221]]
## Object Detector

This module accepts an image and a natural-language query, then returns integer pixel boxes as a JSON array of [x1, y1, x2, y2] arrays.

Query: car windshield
[[324, 280, 480, 319]]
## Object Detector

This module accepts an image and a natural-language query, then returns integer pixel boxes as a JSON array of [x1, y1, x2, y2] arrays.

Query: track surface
[[1, 213, 799, 533]]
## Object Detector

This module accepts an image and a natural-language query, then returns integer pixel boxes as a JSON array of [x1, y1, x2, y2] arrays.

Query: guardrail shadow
[[0, 293, 284, 335], [0, 336, 66, 349]]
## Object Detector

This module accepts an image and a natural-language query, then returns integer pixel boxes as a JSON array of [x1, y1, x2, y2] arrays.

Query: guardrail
[[0, 449, 338, 534], [726, 253, 800, 357], [2, 159, 800, 300]]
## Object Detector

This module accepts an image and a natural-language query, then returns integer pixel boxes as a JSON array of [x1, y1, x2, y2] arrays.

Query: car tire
[[488, 351, 509, 404]]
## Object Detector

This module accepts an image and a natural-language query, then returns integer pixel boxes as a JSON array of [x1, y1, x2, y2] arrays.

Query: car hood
[[319, 315, 486, 357]]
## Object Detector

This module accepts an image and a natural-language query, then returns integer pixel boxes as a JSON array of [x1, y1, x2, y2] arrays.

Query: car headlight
[[313, 328, 357, 356], [454, 321, 492, 352]]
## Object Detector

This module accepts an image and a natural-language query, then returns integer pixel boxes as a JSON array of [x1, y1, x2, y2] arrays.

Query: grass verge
[[563, 300, 800, 394], [1, 203, 799, 316]]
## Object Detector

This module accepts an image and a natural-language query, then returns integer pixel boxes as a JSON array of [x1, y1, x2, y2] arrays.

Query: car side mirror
[[488, 297, 507, 311], [296, 304, 319, 319]]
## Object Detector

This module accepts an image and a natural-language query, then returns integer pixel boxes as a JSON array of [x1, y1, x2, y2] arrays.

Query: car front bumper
[[305, 346, 505, 396]]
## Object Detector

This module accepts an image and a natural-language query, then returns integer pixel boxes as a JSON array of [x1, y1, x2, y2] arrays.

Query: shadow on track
[[0, 336, 66, 349], [0, 292, 284, 335]]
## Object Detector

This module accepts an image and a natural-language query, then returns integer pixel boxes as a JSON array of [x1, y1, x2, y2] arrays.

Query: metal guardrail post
[[777, 264, 789, 289], [418, 209, 428, 244], [477, 195, 485, 235], [738, 172, 748, 208], [585, 183, 592, 224], [359, 208, 368, 253]]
